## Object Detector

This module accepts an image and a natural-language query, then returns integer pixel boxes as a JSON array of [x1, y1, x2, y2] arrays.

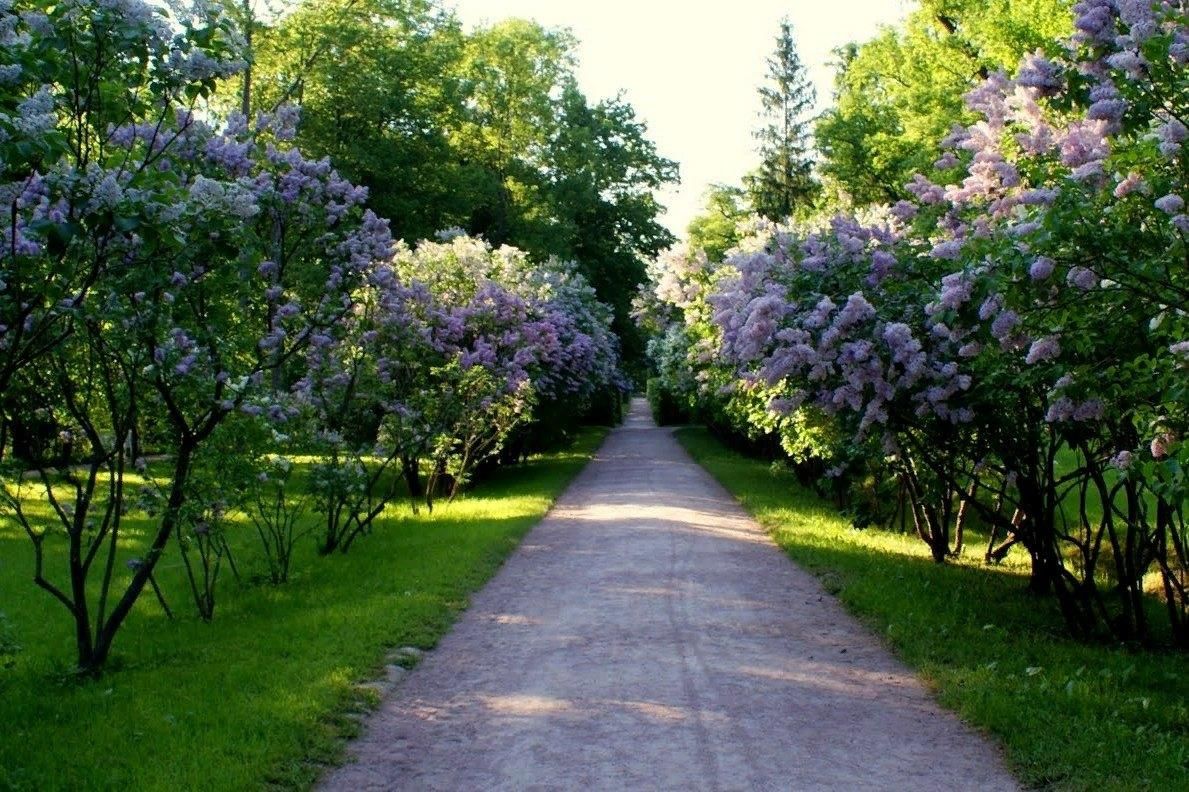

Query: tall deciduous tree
[[745, 18, 818, 222], [815, 0, 1072, 208], [686, 184, 747, 263], [548, 85, 678, 379], [247, 0, 467, 242], [455, 19, 576, 251]]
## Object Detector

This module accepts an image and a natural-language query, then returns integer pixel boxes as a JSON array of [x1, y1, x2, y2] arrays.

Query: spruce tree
[[746, 18, 818, 221]]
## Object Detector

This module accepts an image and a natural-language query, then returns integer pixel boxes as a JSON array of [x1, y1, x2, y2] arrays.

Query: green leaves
[[746, 19, 818, 222], [815, 0, 1072, 209], [28, 219, 78, 257]]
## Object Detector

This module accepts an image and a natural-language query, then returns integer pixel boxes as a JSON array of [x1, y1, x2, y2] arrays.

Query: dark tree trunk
[[79, 442, 195, 674], [402, 455, 423, 498]]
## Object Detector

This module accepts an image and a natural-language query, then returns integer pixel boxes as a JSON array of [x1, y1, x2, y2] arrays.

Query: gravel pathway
[[322, 399, 1019, 791]]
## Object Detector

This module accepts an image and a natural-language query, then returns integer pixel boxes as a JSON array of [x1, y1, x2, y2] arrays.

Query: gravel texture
[[322, 399, 1019, 791]]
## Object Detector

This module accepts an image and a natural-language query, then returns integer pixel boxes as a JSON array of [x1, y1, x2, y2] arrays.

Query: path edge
[[670, 424, 1024, 787], [310, 423, 616, 786]]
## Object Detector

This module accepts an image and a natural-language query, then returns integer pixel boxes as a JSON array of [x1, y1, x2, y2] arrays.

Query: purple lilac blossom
[[1026, 336, 1061, 364], [1029, 257, 1055, 280], [1067, 266, 1099, 290], [1155, 194, 1185, 214]]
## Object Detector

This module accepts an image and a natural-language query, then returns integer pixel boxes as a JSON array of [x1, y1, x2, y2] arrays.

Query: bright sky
[[449, 1, 912, 238]]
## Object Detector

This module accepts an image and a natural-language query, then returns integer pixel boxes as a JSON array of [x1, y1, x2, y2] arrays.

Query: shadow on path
[[321, 399, 1019, 792]]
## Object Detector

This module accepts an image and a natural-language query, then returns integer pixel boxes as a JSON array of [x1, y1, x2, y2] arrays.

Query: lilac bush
[[283, 232, 624, 552], [388, 236, 621, 506], [645, 1, 1188, 645], [0, 0, 392, 669]]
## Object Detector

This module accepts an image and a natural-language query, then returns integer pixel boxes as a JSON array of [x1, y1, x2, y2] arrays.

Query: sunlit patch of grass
[[0, 427, 606, 791], [678, 427, 1189, 792]]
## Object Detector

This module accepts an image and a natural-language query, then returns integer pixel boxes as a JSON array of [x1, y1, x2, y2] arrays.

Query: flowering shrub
[[248, 453, 309, 585], [0, 2, 620, 674], [0, 0, 391, 670], [388, 236, 621, 506], [644, 1, 1188, 646]]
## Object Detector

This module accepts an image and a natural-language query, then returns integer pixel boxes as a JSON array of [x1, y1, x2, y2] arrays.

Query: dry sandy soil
[[321, 399, 1019, 791]]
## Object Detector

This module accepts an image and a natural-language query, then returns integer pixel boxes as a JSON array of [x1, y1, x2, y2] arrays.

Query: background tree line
[[690, 0, 1073, 256], [239, 0, 678, 377]]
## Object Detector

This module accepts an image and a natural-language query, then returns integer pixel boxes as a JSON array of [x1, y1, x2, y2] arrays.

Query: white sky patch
[[449, 1, 911, 237]]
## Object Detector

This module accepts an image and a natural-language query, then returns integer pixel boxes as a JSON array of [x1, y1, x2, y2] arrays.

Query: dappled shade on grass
[[0, 429, 605, 791]]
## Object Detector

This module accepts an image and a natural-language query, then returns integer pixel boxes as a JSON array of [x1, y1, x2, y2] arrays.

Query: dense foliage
[[0, 0, 625, 673], [642, 0, 1188, 647], [244, 1, 678, 377]]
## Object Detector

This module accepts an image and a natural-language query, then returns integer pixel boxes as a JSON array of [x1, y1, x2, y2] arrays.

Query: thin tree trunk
[[83, 442, 195, 673]]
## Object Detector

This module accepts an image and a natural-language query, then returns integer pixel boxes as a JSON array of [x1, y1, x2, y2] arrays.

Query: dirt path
[[322, 399, 1018, 791]]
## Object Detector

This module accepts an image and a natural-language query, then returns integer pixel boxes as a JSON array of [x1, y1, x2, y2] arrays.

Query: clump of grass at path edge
[[677, 427, 1189, 792], [0, 427, 606, 791]]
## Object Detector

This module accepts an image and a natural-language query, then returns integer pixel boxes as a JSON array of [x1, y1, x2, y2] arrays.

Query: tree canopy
[[815, 0, 1073, 208], [685, 184, 748, 263], [242, 4, 677, 374]]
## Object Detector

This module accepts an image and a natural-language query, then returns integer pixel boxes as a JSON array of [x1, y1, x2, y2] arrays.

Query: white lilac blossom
[[1113, 171, 1145, 197], [1150, 433, 1174, 459], [1110, 450, 1133, 470]]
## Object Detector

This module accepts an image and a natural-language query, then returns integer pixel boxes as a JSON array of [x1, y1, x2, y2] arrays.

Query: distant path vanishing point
[[322, 398, 1018, 791]]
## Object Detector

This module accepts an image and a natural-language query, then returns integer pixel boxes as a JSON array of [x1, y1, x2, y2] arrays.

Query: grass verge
[[677, 426, 1188, 792], [0, 427, 606, 791]]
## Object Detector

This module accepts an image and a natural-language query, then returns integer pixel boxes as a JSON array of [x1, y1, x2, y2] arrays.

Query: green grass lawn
[[677, 426, 1189, 792], [0, 427, 606, 791]]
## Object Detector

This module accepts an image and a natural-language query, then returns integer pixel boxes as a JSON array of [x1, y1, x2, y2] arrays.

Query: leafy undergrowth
[[677, 427, 1189, 792], [0, 428, 606, 791]]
